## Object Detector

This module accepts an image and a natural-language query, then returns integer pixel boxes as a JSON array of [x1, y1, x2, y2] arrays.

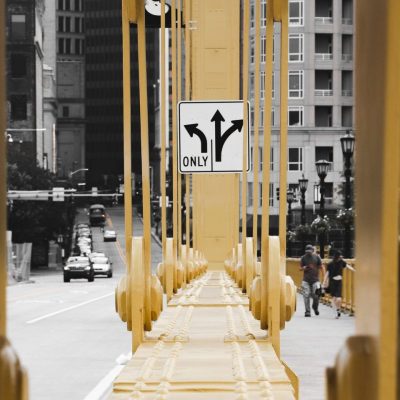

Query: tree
[[7, 148, 74, 243]]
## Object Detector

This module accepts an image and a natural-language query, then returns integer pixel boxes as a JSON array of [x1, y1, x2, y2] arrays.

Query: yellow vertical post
[[160, 0, 167, 258], [184, 0, 191, 267], [0, 0, 6, 338], [260, 0, 274, 331], [241, 0, 250, 292], [353, 0, 399, 398], [136, 0, 152, 331], [177, 0, 182, 261], [122, 0, 133, 272], [171, 0, 178, 262], [278, 0, 288, 274], [251, 0, 261, 285]]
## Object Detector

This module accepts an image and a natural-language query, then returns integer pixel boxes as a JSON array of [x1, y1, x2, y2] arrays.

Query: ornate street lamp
[[315, 159, 330, 258], [340, 130, 355, 257], [298, 175, 308, 225], [287, 189, 295, 256]]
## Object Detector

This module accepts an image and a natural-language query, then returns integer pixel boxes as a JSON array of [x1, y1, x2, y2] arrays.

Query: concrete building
[[56, 0, 86, 179], [84, 1, 159, 190], [6, 0, 48, 168], [247, 0, 354, 243]]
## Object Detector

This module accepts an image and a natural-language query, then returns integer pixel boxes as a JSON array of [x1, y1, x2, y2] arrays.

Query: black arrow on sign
[[184, 124, 208, 153], [211, 110, 244, 162]]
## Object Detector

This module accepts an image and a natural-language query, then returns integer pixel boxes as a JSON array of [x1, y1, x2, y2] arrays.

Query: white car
[[103, 230, 117, 242], [91, 256, 113, 278]]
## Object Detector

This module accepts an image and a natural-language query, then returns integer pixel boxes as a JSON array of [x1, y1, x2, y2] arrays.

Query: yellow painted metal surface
[[191, 0, 240, 269]]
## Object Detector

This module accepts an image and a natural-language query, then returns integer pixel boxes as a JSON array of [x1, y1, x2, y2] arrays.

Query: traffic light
[[276, 187, 280, 201]]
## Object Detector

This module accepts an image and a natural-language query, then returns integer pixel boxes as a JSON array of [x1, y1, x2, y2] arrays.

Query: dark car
[[63, 256, 94, 282], [89, 204, 106, 227]]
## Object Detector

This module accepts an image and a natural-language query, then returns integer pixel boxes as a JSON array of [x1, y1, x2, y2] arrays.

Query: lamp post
[[340, 130, 355, 257], [298, 175, 308, 225], [286, 189, 295, 256], [315, 159, 330, 258]]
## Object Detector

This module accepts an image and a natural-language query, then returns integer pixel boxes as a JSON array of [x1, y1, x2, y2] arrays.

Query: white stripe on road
[[83, 364, 125, 400], [26, 292, 114, 324]]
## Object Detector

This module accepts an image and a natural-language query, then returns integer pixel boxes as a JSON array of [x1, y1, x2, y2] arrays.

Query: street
[[6, 205, 160, 400]]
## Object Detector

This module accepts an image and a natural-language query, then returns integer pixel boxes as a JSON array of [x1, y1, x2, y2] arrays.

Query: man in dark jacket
[[300, 244, 323, 317]]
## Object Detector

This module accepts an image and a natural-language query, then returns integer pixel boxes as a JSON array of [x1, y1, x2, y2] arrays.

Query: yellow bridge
[[0, 0, 399, 400]]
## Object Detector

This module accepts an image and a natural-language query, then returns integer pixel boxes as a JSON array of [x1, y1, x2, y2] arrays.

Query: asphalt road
[[6, 205, 159, 400]]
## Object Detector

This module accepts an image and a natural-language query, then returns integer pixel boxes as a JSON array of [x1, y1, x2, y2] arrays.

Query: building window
[[250, 72, 254, 99], [324, 182, 334, 202], [11, 95, 27, 120], [315, 106, 333, 127], [342, 106, 353, 127], [75, 0, 81, 11], [288, 106, 304, 127], [58, 16, 64, 32], [259, 183, 263, 207], [65, 0, 71, 11], [65, 38, 71, 54], [11, 15, 26, 41], [288, 148, 303, 171], [289, 0, 304, 26], [261, 0, 267, 27], [271, 108, 275, 126], [62, 106, 69, 117], [11, 54, 27, 78], [58, 38, 64, 54], [261, 35, 266, 63], [250, 3, 255, 28], [259, 147, 263, 171], [248, 182, 253, 205], [75, 39, 81, 54], [65, 17, 71, 33], [250, 39, 255, 64], [270, 147, 274, 171], [260, 71, 265, 100], [58, 0, 63, 10], [289, 70, 304, 98], [289, 34, 304, 62], [269, 183, 274, 206], [315, 146, 333, 171]]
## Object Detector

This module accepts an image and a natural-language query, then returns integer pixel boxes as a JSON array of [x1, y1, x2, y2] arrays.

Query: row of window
[[250, 69, 353, 100], [58, 0, 83, 12], [250, 146, 333, 173], [249, 33, 352, 64], [249, 105, 352, 128], [58, 38, 85, 55], [250, 0, 353, 29], [58, 16, 84, 33]]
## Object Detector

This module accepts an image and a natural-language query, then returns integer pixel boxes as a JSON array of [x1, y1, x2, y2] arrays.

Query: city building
[[6, 0, 50, 168], [247, 0, 354, 243], [84, 1, 159, 191], [56, 0, 86, 179]]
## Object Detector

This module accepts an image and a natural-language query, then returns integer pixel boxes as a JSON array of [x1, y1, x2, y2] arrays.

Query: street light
[[287, 189, 295, 256], [315, 159, 330, 258], [69, 168, 89, 177], [298, 174, 308, 225], [340, 130, 355, 257]]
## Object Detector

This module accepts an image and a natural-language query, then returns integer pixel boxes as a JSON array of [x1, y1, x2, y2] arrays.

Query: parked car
[[103, 230, 117, 242], [91, 256, 113, 278], [89, 251, 106, 259], [63, 256, 94, 282]]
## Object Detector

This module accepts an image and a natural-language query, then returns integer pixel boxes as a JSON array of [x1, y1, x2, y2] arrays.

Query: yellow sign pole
[[160, 0, 167, 258], [260, 0, 274, 331], [251, 0, 261, 283], [241, 0, 250, 293], [122, 0, 133, 272]]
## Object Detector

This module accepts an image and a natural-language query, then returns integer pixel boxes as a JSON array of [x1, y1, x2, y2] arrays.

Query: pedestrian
[[323, 250, 355, 319], [299, 244, 323, 317]]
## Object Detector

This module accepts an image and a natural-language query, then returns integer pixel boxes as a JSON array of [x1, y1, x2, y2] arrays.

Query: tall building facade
[[6, 0, 50, 168], [56, 0, 86, 178], [84, 1, 159, 190], [247, 0, 354, 235]]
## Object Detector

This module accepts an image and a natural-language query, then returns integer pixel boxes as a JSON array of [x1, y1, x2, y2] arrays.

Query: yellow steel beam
[[171, 0, 179, 264], [177, 0, 183, 261], [184, 0, 191, 272], [160, 0, 167, 258], [136, 0, 152, 331], [122, 0, 133, 273], [251, 0, 261, 280], [241, 0, 250, 293], [260, 0, 274, 332]]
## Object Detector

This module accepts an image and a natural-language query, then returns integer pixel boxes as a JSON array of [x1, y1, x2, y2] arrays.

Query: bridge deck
[[111, 271, 295, 399]]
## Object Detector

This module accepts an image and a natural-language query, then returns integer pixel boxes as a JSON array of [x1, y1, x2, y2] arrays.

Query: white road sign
[[178, 101, 250, 173]]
